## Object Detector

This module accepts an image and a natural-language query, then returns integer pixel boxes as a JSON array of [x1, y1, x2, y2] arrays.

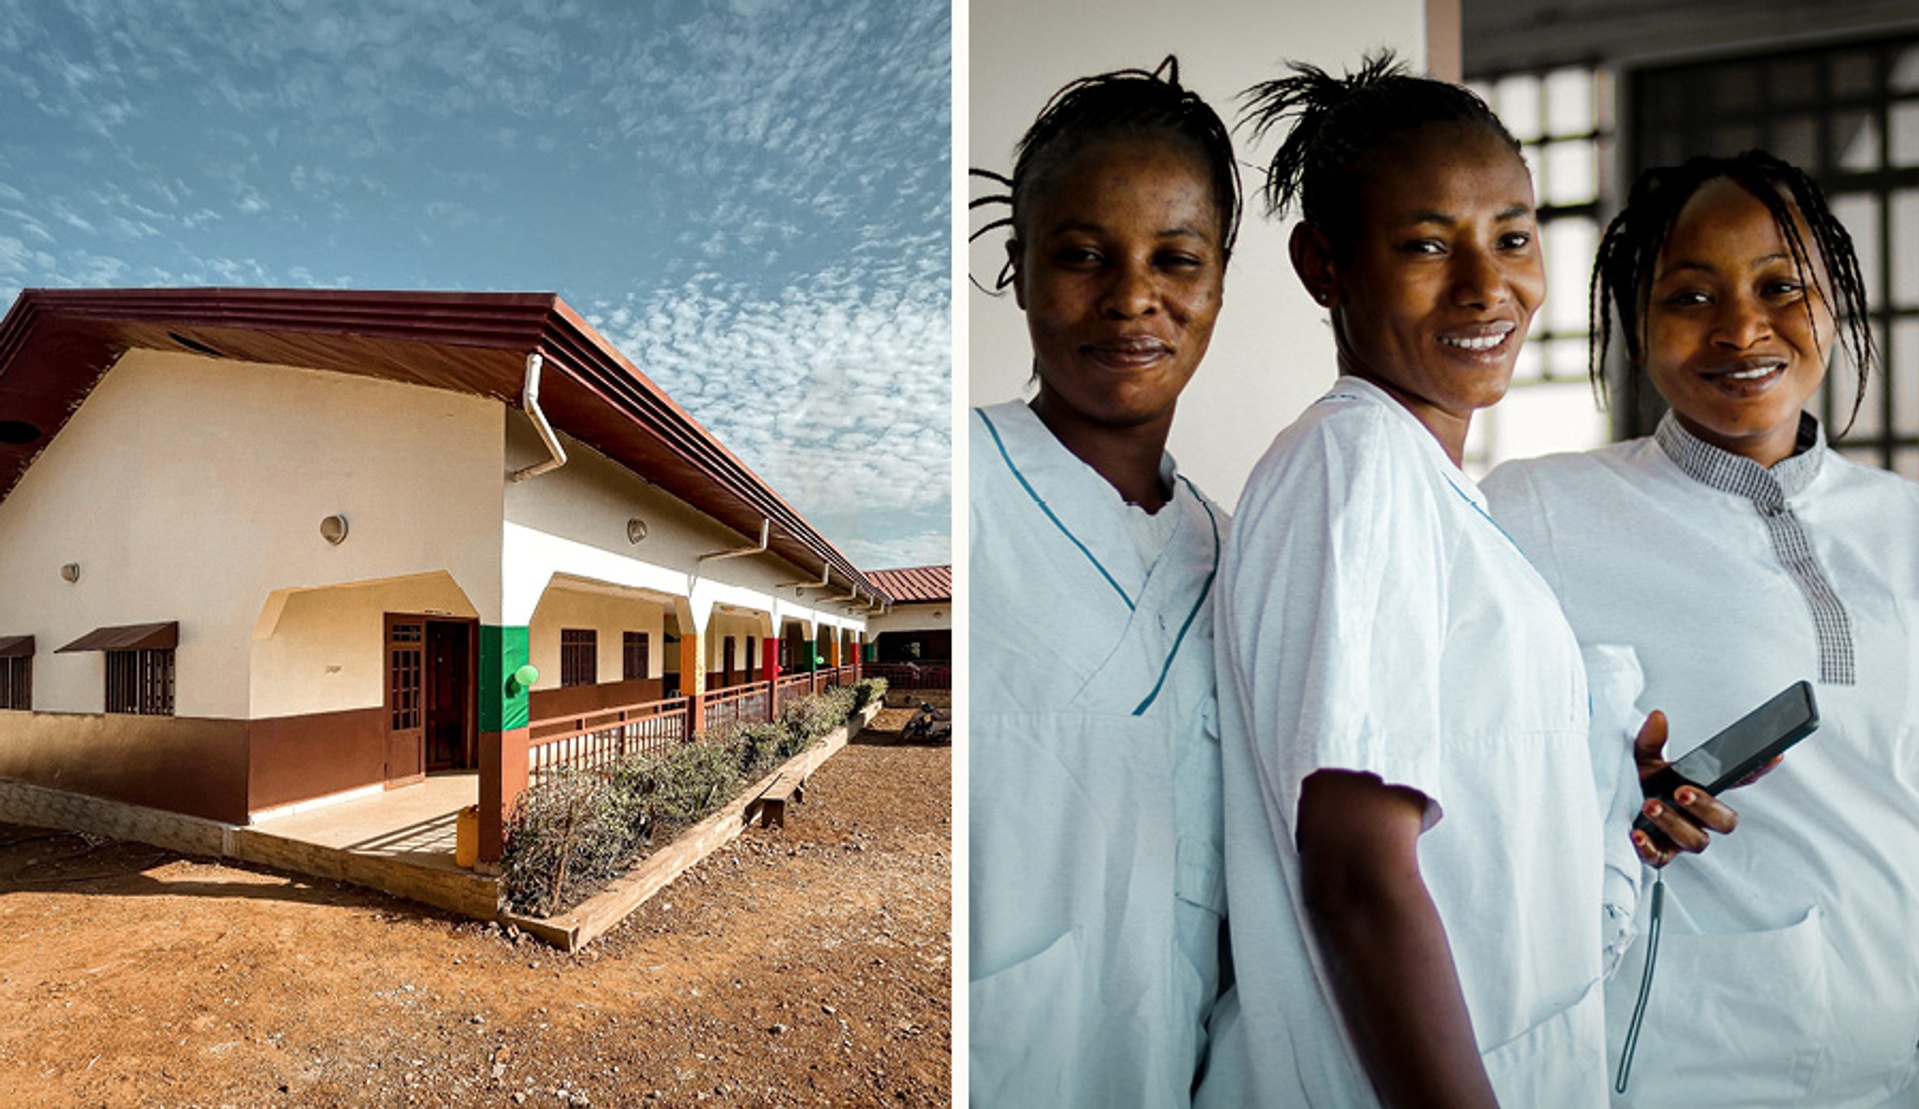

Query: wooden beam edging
[[499, 698, 884, 952]]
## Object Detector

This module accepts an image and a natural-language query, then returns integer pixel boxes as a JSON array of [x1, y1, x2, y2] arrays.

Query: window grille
[[622, 631, 649, 681], [106, 649, 173, 715], [0, 656, 28, 710], [1629, 36, 1919, 477], [561, 629, 597, 687]]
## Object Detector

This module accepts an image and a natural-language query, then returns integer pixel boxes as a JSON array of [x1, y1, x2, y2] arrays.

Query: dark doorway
[[425, 620, 473, 771]]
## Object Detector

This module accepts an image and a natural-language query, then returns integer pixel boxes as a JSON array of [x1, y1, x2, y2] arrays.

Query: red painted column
[[761, 637, 780, 722], [479, 726, 529, 863]]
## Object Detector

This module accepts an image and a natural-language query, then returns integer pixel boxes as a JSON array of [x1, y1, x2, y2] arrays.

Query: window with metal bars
[[1629, 35, 1919, 477], [622, 631, 649, 681], [560, 628, 597, 687], [0, 656, 28, 710], [1466, 63, 1616, 472], [105, 649, 173, 715]]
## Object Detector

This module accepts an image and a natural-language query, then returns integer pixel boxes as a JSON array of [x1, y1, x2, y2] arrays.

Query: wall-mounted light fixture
[[59, 562, 80, 583], [320, 514, 349, 545], [627, 517, 648, 544]]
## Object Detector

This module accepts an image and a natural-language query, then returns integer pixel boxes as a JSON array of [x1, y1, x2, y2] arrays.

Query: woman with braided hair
[[967, 57, 1240, 1107], [1198, 53, 1723, 1108], [1484, 152, 1919, 1107]]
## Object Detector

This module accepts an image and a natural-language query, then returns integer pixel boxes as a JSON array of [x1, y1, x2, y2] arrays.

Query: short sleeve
[[1218, 407, 1451, 842], [1483, 460, 1562, 595]]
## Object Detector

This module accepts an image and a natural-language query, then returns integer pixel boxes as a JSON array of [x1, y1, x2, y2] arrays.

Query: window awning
[[0, 635, 32, 658], [57, 622, 178, 653]]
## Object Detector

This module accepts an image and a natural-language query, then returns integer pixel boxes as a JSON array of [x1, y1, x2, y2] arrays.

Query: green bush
[[501, 683, 872, 916], [500, 768, 639, 918], [851, 676, 887, 713], [641, 739, 743, 825], [733, 720, 788, 779]]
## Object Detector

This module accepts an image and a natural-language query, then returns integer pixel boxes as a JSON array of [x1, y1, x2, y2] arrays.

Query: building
[[863, 565, 951, 695], [0, 287, 889, 861]]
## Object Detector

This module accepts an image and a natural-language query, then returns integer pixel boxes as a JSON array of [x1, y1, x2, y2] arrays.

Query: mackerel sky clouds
[[0, 0, 951, 569]]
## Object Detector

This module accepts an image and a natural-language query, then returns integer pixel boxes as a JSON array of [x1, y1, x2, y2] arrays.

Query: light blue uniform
[[969, 400, 1228, 1108], [1200, 379, 1610, 1108]]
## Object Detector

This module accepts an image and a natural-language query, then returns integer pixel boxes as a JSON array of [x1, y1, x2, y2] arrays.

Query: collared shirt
[[1487, 419, 1919, 1109]]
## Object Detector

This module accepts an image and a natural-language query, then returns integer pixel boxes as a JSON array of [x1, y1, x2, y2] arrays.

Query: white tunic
[[968, 400, 1228, 1108], [1486, 415, 1919, 1109], [1198, 377, 1609, 1108]]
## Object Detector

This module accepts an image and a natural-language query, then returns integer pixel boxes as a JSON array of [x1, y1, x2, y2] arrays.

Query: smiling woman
[[1483, 152, 1919, 1109], [967, 58, 1241, 1108]]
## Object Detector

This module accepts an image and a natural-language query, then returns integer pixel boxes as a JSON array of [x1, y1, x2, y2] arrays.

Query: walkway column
[[680, 626, 706, 737], [478, 624, 531, 864], [761, 637, 780, 722]]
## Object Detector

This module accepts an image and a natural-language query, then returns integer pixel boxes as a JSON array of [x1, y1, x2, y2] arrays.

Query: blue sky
[[0, 0, 951, 570]]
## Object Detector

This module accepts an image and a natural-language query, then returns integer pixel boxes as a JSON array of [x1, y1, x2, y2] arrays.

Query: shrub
[[500, 768, 638, 917], [733, 721, 787, 779], [851, 677, 887, 713], [501, 682, 873, 916], [640, 739, 743, 826]]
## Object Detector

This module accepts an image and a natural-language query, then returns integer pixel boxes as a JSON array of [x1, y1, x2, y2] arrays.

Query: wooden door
[[385, 616, 425, 784]]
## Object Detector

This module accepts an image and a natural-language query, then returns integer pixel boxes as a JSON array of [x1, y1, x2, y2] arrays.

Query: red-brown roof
[[0, 287, 888, 603], [865, 565, 949, 604]]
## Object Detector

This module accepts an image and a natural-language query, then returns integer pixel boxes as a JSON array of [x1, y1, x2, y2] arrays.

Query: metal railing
[[528, 696, 690, 779], [864, 661, 950, 691], [526, 667, 866, 780]]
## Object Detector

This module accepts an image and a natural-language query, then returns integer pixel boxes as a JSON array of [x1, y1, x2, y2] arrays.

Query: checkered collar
[[1654, 410, 1824, 503]]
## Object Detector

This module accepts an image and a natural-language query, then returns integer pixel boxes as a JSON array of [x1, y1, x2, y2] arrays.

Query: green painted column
[[478, 625, 531, 863]]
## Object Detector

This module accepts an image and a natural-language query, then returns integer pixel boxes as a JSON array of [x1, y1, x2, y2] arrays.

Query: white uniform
[[1198, 378, 1610, 1108], [1486, 414, 1919, 1109], [968, 400, 1228, 1108]]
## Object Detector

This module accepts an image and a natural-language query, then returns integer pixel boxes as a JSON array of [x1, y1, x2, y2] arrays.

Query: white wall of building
[[251, 572, 481, 718], [968, 0, 1429, 510], [0, 351, 505, 717], [499, 416, 867, 648], [525, 584, 669, 687], [868, 600, 951, 637]]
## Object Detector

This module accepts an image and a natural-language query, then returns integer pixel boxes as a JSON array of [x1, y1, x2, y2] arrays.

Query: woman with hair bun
[[968, 57, 1241, 1107], [1485, 151, 1919, 1108], [1199, 54, 1719, 1108]]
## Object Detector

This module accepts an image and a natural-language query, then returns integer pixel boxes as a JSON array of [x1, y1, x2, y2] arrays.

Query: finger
[[1642, 797, 1711, 855], [1733, 755, 1784, 789], [1634, 710, 1670, 773], [1672, 783, 1738, 834], [1632, 827, 1677, 869]]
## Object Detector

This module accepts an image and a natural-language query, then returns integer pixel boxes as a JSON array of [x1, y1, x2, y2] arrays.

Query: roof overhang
[[0, 288, 888, 604], [58, 622, 179, 653]]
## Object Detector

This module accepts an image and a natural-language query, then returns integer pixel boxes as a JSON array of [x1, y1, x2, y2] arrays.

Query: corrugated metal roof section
[[57, 622, 179, 652], [0, 288, 891, 605], [867, 565, 950, 604]]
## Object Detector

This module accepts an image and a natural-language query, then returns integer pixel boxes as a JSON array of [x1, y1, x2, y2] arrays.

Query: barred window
[[106, 649, 173, 715], [622, 631, 649, 681], [560, 629, 597, 687], [0, 656, 28, 710]]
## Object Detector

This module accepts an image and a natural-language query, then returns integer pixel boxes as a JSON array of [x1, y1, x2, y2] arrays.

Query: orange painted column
[[680, 627, 706, 737]]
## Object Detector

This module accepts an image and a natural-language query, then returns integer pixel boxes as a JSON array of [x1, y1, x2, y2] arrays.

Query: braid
[[1591, 151, 1876, 432], [970, 56, 1242, 292], [1239, 49, 1517, 253]]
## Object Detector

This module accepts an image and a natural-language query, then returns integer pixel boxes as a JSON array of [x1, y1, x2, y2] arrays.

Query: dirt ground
[[0, 708, 951, 1108]]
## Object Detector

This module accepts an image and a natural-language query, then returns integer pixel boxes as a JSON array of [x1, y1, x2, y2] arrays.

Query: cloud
[[589, 265, 950, 566]]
